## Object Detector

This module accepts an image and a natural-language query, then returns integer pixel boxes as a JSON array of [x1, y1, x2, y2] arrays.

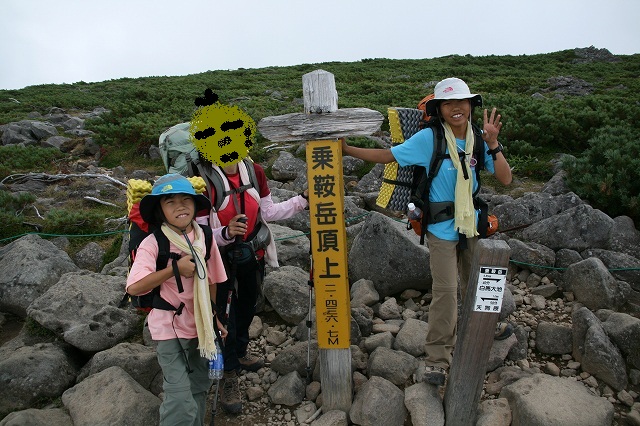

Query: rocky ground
[[1, 165, 638, 425], [198, 272, 639, 425]]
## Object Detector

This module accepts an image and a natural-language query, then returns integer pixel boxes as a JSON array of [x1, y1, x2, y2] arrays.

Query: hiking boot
[[424, 365, 447, 386], [238, 353, 265, 372], [220, 370, 242, 414], [495, 322, 514, 340]]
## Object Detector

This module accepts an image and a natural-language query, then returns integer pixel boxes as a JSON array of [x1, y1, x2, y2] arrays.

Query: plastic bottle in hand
[[208, 341, 224, 380], [407, 203, 422, 220]]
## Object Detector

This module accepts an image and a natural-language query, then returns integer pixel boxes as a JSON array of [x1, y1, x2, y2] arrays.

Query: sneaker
[[220, 370, 242, 414], [495, 322, 514, 340], [238, 353, 265, 372], [424, 365, 447, 386]]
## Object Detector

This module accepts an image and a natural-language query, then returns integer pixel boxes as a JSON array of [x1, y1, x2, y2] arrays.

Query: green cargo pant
[[424, 233, 477, 368], [156, 338, 212, 426]]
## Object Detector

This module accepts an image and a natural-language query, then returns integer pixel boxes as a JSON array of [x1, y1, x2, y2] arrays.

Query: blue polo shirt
[[390, 127, 496, 241]]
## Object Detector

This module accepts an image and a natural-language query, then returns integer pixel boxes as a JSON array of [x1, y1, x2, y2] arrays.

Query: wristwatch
[[487, 142, 504, 161]]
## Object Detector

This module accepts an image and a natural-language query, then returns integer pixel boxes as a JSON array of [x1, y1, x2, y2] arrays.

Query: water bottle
[[208, 341, 224, 380], [407, 203, 422, 220]]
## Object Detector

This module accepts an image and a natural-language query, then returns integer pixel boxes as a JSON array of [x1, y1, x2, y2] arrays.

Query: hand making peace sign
[[482, 107, 502, 147]]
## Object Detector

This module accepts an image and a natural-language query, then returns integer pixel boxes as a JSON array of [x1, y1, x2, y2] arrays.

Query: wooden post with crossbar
[[443, 239, 511, 425], [258, 70, 383, 414]]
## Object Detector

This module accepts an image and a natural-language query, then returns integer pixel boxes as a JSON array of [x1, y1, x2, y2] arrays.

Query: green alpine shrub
[[565, 124, 640, 225]]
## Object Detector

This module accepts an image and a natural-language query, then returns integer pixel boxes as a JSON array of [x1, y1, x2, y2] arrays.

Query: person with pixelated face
[[188, 91, 310, 414]]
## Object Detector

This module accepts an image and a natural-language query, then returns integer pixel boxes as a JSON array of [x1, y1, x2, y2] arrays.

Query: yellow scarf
[[442, 122, 478, 238], [161, 221, 218, 360]]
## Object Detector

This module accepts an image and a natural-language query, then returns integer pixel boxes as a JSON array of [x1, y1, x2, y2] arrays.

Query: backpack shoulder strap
[[243, 158, 260, 192], [471, 123, 485, 172], [152, 227, 171, 273], [152, 228, 184, 294], [428, 122, 448, 180], [198, 223, 213, 261], [194, 162, 226, 211], [471, 123, 484, 196]]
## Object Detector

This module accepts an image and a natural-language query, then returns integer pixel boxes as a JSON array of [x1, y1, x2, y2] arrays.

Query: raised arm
[[341, 139, 396, 164]]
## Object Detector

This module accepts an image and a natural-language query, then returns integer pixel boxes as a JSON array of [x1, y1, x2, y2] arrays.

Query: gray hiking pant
[[156, 338, 212, 426]]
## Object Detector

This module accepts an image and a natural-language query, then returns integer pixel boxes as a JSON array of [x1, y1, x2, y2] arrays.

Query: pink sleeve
[[126, 235, 159, 291], [206, 241, 228, 284], [259, 193, 308, 221]]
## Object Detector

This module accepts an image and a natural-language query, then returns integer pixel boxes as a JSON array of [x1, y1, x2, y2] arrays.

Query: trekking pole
[[210, 380, 220, 426], [210, 322, 225, 426], [305, 247, 314, 384], [224, 216, 247, 322]]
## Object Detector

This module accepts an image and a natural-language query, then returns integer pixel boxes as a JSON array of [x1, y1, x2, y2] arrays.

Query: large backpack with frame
[[120, 178, 214, 312]]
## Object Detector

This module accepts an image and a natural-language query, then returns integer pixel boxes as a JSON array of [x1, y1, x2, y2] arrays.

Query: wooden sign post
[[443, 239, 511, 425], [258, 70, 383, 413]]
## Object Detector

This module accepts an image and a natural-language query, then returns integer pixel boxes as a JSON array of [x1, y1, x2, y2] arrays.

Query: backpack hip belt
[[428, 201, 455, 224]]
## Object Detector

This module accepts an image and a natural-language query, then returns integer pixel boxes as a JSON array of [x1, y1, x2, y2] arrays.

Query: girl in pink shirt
[[127, 173, 227, 426]]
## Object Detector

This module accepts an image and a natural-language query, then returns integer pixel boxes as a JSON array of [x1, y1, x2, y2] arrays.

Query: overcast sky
[[1, 0, 638, 90]]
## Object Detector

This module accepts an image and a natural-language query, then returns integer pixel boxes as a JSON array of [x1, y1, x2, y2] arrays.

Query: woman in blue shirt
[[342, 77, 512, 386]]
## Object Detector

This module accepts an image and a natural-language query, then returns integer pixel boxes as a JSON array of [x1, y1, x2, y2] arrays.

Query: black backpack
[[122, 222, 213, 312], [409, 117, 489, 245]]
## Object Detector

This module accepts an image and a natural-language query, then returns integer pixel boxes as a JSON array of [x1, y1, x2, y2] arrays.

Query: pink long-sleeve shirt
[[126, 229, 227, 341]]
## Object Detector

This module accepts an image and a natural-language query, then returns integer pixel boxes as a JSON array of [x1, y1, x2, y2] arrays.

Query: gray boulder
[[520, 204, 614, 251], [27, 271, 139, 352], [0, 408, 72, 426], [271, 151, 307, 181], [270, 340, 318, 377], [404, 382, 445, 426], [500, 374, 613, 426], [1, 124, 36, 145], [393, 318, 428, 357], [76, 342, 163, 395], [270, 223, 310, 270], [493, 192, 583, 230], [566, 257, 630, 311], [62, 366, 160, 426], [572, 306, 602, 363], [602, 312, 640, 369], [352, 163, 384, 194], [607, 215, 640, 258], [367, 346, 417, 386], [262, 265, 310, 324], [582, 319, 628, 391], [349, 212, 431, 297], [267, 371, 306, 406], [0, 234, 80, 316], [580, 248, 640, 293], [535, 322, 572, 355], [0, 343, 78, 414], [73, 241, 105, 272], [476, 398, 512, 426], [22, 120, 58, 140], [349, 375, 407, 426], [350, 278, 379, 308], [506, 239, 555, 277]]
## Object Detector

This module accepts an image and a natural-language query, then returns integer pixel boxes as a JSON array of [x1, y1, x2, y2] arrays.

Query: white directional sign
[[473, 266, 508, 313]]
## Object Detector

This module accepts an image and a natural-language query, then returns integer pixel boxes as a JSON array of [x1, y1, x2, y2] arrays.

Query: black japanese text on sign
[[473, 266, 508, 313], [306, 141, 350, 349]]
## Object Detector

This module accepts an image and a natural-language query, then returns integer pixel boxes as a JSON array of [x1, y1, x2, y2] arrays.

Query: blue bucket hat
[[139, 174, 211, 224]]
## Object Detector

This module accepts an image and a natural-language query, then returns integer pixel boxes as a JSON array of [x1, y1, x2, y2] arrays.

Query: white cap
[[407, 203, 416, 211]]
